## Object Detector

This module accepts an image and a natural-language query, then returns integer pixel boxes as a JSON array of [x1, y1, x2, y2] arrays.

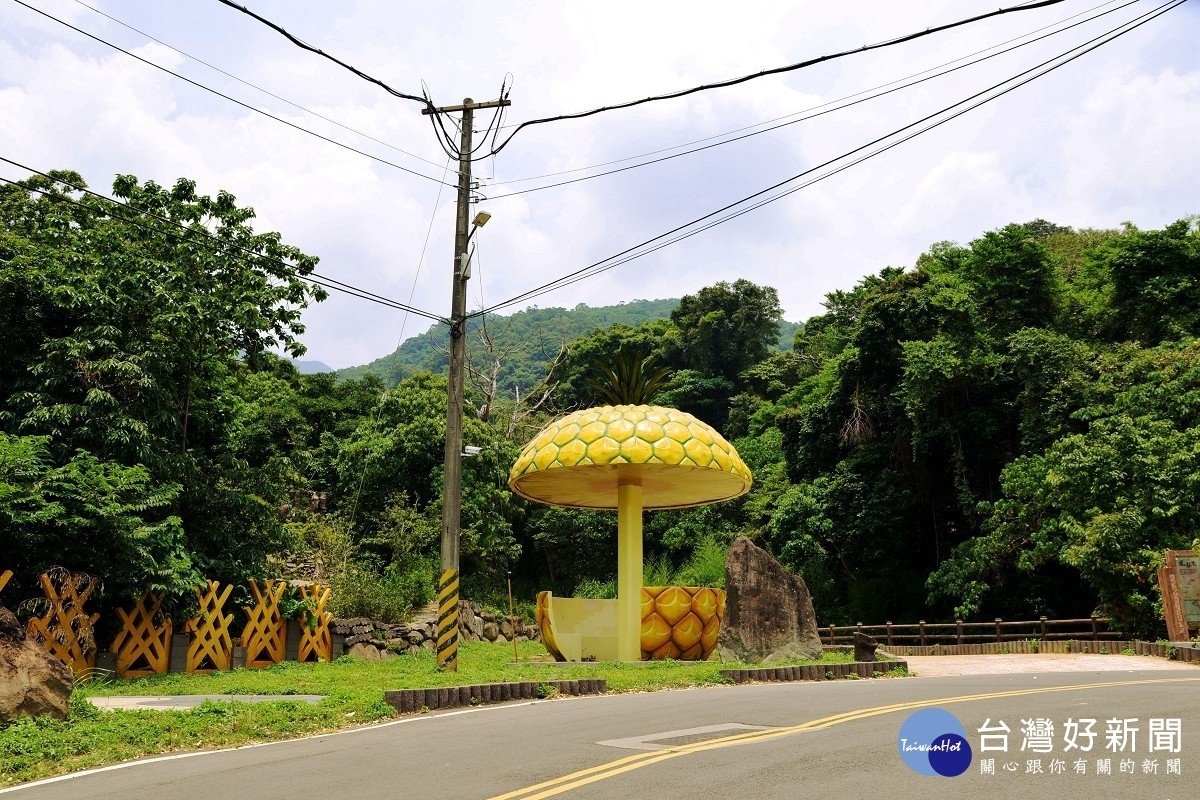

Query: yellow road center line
[[492, 676, 1200, 799]]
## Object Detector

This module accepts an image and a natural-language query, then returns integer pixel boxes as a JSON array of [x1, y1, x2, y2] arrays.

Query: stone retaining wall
[[332, 600, 539, 660]]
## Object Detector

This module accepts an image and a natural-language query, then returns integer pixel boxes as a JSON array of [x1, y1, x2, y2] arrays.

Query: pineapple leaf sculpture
[[586, 351, 672, 406]]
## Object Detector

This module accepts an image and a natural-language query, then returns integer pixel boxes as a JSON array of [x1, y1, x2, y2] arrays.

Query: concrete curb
[[384, 679, 607, 714], [719, 660, 907, 684]]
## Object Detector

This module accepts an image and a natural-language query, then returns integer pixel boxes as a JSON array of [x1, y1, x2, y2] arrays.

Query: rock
[[407, 645, 420, 657], [482, 622, 499, 642], [407, 630, 425, 645], [0, 607, 23, 642], [347, 643, 381, 661], [0, 605, 73, 723], [854, 631, 878, 663], [499, 619, 513, 638], [718, 537, 822, 663], [379, 649, 398, 661]]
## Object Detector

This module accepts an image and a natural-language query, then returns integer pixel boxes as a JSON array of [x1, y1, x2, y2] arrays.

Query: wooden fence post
[[956, 619, 963, 645], [1040, 616, 1048, 640], [886, 621, 894, 648], [994, 618, 1003, 643], [919, 620, 927, 647]]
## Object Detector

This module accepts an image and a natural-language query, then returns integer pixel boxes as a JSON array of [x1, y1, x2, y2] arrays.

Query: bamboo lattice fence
[[24, 569, 100, 672], [296, 583, 333, 663], [110, 592, 173, 678], [242, 578, 288, 668], [185, 580, 235, 673], [9, 571, 337, 676]]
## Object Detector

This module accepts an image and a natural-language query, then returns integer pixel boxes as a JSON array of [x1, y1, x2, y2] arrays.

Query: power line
[[66, 0, 448, 171], [343, 156, 455, 531], [211, 0, 480, 162], [474, 0, 1182, 317], [486, 0, 1074, 156], [10, 0, 452, 186], [480, 0, 1133, 200], [213, 0, 431, 107], [0, 157, 446, 322]]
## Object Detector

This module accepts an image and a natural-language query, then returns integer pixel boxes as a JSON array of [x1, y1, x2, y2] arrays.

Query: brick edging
[[719, 660, 907, 684], [384, 679, 607, 714]]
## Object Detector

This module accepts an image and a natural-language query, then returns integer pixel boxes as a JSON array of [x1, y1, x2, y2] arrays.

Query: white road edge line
[[0, 693, 627, 795]]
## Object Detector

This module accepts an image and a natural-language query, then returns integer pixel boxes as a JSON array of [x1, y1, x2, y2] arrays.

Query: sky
[[2, 0, 1197, 369]]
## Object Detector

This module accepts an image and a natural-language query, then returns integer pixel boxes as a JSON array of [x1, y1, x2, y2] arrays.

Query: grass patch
[[2, 642, 868, 786]]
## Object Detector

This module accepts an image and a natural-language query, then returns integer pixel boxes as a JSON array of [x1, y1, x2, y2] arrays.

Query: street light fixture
[[458, 210, 491, 280]]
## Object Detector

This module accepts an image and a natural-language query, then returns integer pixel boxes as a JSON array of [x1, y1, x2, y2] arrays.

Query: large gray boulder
[[0, 606, 73, 723], [718, 537, 823, 663]]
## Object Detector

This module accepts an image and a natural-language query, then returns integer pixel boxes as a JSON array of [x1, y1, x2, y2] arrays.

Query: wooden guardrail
[[822, 616, 1122, 647]]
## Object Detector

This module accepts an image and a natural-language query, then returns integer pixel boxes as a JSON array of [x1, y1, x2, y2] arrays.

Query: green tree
[[0, 170, 324, 599], [667, 279, 783, 380]]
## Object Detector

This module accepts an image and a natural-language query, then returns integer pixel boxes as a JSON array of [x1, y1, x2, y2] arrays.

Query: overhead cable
[[0, 157, 446, 322], [211, 0, 489, 162], [481, 0, 1132, 199], [67, 0, 448, 170], [486, 0, 1074, 156], [474, 0, 1181, 316], [11, 0, 452, 186], [212, 0, 431, 107]]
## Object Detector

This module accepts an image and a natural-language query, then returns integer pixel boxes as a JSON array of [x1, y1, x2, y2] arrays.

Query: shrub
[[675, 537, 729, 588], [329, 557, 434, 622]]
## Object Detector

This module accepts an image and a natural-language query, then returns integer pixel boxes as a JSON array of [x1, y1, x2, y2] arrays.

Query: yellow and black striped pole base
[[436, 568, 460, 671]]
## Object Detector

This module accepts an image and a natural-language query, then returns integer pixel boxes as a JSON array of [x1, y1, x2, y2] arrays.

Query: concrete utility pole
[[423, 96, 509, 671]]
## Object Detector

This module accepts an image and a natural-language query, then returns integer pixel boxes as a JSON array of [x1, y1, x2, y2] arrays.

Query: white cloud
[[1, 0, 1197, 367]]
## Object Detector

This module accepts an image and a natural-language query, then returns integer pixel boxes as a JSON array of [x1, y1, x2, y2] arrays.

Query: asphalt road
[[7, 668, 1200, 799]]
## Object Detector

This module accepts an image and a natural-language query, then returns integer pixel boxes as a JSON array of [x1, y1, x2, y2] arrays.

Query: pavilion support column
[[616, 480, 643, 662]]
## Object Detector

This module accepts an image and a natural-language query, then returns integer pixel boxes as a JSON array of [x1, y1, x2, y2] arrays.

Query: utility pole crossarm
[[421, 98, 511, 115]]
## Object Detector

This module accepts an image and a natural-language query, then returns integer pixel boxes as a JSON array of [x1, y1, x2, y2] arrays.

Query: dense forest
[[335, 298, 801, 392], [2, 170, 1198, 636]]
